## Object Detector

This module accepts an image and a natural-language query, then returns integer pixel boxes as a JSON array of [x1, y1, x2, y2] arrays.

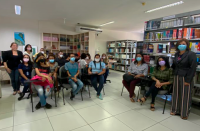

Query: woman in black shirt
[[3, 42, 23, 95]]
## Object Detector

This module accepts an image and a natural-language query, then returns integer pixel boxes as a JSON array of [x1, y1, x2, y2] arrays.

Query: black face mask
[[38, 59, 46, 63]]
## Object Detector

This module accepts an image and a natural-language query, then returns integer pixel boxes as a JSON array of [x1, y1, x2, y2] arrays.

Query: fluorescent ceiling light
[[100, 21, 114, 26], [15, 5, 21, 15], [145, 1, 184, 13]]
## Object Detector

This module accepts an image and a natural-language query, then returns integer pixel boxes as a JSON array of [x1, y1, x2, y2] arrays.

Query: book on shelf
[[178, 28, 183, 39], [173, 29, 178, 40], [148, 44, 154, 53], [157, 44, 163, 53], [150, 56, 155, 65]]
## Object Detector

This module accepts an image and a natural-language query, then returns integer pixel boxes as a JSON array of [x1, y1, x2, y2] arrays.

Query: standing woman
[[171, 38, 197, 120], [3, 42, 23, 95], [23, 44, 34, 62], [101, 53, 109, 84]]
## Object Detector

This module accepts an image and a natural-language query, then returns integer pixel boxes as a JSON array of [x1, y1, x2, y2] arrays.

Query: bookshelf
[[107, 40, 137, 73], [42, 32, 90, 56], [143, 10, 200, 103]]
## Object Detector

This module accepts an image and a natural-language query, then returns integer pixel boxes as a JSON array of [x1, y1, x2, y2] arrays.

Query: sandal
[[17, 91, 21, 94], [150, 104, 155, 111], [170, 112, 176, 116], [137, 97, 146, 105], [130, 97, 135, 103], [182, 117, 188, 120], [13, 91, 17, 95]]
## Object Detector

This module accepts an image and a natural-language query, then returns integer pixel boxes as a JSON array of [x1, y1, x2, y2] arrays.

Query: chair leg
[[62, 88, 65, 105], [88, 85, 91, 98], [51, 91, 53, 99], [81, 88, 83, 101], [103, 87, 105, 95], [31, 93, 34, 112], [163, 95, 167, 114], [54, 89, 57, 107], [137, 86, 141, 100], [121, 86, 124, 96]]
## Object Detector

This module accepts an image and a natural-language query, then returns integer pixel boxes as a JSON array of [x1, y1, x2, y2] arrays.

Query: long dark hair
[[25, 44, 32, 52], [156, 56, 170, 70], [134, 53, 145, 64], [34, 53, 45, 65], [22, 54, 32, 67]]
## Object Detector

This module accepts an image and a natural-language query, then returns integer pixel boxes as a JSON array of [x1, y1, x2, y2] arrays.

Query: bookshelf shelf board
[[107, 52, 115, 54], [43, 41, 51, 42], [116, 52, 135, 54], [60, 41, 66, 43], [52, 49, 59, 51], [145, 39, 200, 43]]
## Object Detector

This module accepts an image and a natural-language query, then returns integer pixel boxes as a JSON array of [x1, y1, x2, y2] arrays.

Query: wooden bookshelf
[[42, 32, 90, 56]]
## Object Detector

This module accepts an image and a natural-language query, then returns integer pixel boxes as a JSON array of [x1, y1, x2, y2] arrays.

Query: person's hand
[[42, 77, 46, 82], [98, 73, 101, 75], [73, 77, 78, 82], [128, 72, 132, 75], [134, 75, 141, 79], [184, 82, 190, 86], [88, 72, 92, 75], [47, 77, 53, 84], [6, 67, 11, 74], [53, 73, 57, 79], [155, 80, 161, 88]]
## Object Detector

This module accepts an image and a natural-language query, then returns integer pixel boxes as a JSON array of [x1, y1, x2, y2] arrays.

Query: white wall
[[0, 16, 144, 55], [95, 29, 143, 55]]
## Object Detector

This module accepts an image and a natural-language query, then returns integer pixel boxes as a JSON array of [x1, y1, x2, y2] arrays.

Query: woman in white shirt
[[23, 44, 33, 62], [79, 53, 87, 69]]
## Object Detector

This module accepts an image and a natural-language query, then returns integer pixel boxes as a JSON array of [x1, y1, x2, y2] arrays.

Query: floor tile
[[14, 100, 36, 111], [90, 117, 132, 131], [188, 113, 200, 126], [77, 105, 111, 123], [118, 98, 143, 109], [45, 102, 74, 117], [98, 100, 131, 115], [14, 118, 53, 131], [71, 125, 94, 131], [0, 95, 15, 104], [92, 95, 115, 104], [115, 110, 157, 131], [143, 123, 172, 131], [0, 102, 14, 114], [67, 98, 96, 110], [0, 127, 13, 131], [160, 116, 200, 131], [49, 111, 87, 131], [14, 109, 47, 125], [0, 112, 13, 130]]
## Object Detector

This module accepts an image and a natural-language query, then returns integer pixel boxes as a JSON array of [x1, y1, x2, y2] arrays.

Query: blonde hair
[[102, 53, 108, 64]]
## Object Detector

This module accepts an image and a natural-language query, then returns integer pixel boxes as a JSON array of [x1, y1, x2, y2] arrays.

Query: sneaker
[[18, 93, 25, 101], [98, 93, 103, 100], [45, 103, 52, 109], [35, 102, 41, 110]]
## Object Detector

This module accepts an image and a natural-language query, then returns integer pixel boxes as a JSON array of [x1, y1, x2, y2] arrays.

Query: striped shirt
[[128, 62, 148, 76]]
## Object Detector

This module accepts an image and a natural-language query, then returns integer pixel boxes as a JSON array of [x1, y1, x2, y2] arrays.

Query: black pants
[[145, 82, 163, 104]]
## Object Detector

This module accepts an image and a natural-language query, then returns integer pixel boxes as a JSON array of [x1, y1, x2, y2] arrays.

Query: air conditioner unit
[[76, 26, 103, 34]]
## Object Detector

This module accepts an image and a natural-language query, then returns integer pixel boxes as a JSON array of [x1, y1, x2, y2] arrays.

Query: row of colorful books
[[144, 28, 200, 41]]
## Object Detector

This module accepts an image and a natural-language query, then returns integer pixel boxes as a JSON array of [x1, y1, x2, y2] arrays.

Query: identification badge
[[26, 72, 29, 76]]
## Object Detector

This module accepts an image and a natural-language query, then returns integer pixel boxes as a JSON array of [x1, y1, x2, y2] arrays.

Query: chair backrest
[[31, 69, 37, 93], [59, 66, 68, 78]]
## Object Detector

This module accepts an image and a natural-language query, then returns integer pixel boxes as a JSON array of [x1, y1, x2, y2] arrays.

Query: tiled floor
[[0, 70, 200, 131]]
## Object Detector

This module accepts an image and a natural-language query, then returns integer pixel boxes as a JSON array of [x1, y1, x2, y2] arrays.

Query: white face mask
[[102, 56, 106, 59], [60, 55, 63, 58], [95, 58, 100, 62], [40, 51, 44, 54], [85, 57, 89, 59]]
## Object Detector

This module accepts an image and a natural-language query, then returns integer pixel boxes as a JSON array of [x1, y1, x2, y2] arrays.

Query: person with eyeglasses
[[122, 53, 148, 103], [88, 54, 106, 100], [65, 53, 83, 100]]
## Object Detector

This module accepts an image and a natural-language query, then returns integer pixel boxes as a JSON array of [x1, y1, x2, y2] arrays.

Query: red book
[[173, 29, 177, 40], [183, 28, 188, 39], [198, 43, 200, 51], [190, 28, 194, 39], [178, 28, 183, 39]]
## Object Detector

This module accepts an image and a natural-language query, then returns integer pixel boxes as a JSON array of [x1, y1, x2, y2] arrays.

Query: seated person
[[88, 54, 106, 100], [48, 53, 58, 90], [101, 53, 109, 84], [32, 53, 53, 109], [79, 53, 87, 69], [138, 56, 173, 111], [33, 48, 47, 59], [75, 53, 80, 62], [18, 54, 33, 101], [55, 51, 66, 67], [122, 53, 148, 102], [65, 53, 83, 100], [85, 53, 92, 64]]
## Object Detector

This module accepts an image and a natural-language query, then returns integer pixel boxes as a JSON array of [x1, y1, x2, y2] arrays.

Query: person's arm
[[151, 68, 161, 87], [161, 68, 174, 86], [3, 51, 11, 73], [185, 52, 197, 85], [74, 70, 79, 78], [35, 68, 51, 79], [88, 62, 93, 75], [128, 62, 132, 74], [98, 62, 106, 75], [18, 69, 29, 80], [4, 62, 11, 73]]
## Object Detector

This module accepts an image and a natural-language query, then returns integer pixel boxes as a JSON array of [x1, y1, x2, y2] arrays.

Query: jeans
[[122, 79, 141, 98], [22, 82, 30, 93], [104, 68, 109, 83], [145, 82, 163, 104], [91, 75, 104, 96], [68, 79, 83, 96], [8, 68, 20, 91], [34, 85, 51, 106]]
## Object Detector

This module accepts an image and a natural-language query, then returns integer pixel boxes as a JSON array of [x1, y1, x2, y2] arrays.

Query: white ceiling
[[0, 0, 200, 32]]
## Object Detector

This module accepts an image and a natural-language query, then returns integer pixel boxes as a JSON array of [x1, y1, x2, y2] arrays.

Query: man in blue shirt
[[65, 53, 83, 100], [88, 54, 106, 100]]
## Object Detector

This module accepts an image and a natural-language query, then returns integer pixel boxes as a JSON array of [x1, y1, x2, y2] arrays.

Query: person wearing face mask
[[23, 44, 34, 62], [79, 53, 87, 69], [85, 53, 92, 64], [88, 54, 106, 100], [33, 48, 47, 59], [171, 39, 197, 120], [48, 53, 58, 90], [138, 57, 173, 111], [18, 54, 33, 100], [65, 53, 83, 100], [55, 51, 67, 67], [3, 42, 23, 95], [32, 53, 53, 109], [101, 53, 109, 84], [122, 53, 148, 102]]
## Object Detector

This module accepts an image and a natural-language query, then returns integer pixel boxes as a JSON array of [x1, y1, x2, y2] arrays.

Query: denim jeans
[[22, 82, 30, 93], [91, 74, 104, 95], [8, 68, 20, 91], [68, 79, 83, 96], [104, 68, 109, 83], [34, 85, 51, 106]]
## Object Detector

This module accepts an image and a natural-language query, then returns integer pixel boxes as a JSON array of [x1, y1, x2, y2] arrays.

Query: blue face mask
[[136, 57, 142, 62], [178, 45, 187, 51], [49, 59, 54, 63], [70, 57, 75, 62]]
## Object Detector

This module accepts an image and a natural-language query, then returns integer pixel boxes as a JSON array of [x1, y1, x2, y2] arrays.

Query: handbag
[[123, 74, 134, 83]]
